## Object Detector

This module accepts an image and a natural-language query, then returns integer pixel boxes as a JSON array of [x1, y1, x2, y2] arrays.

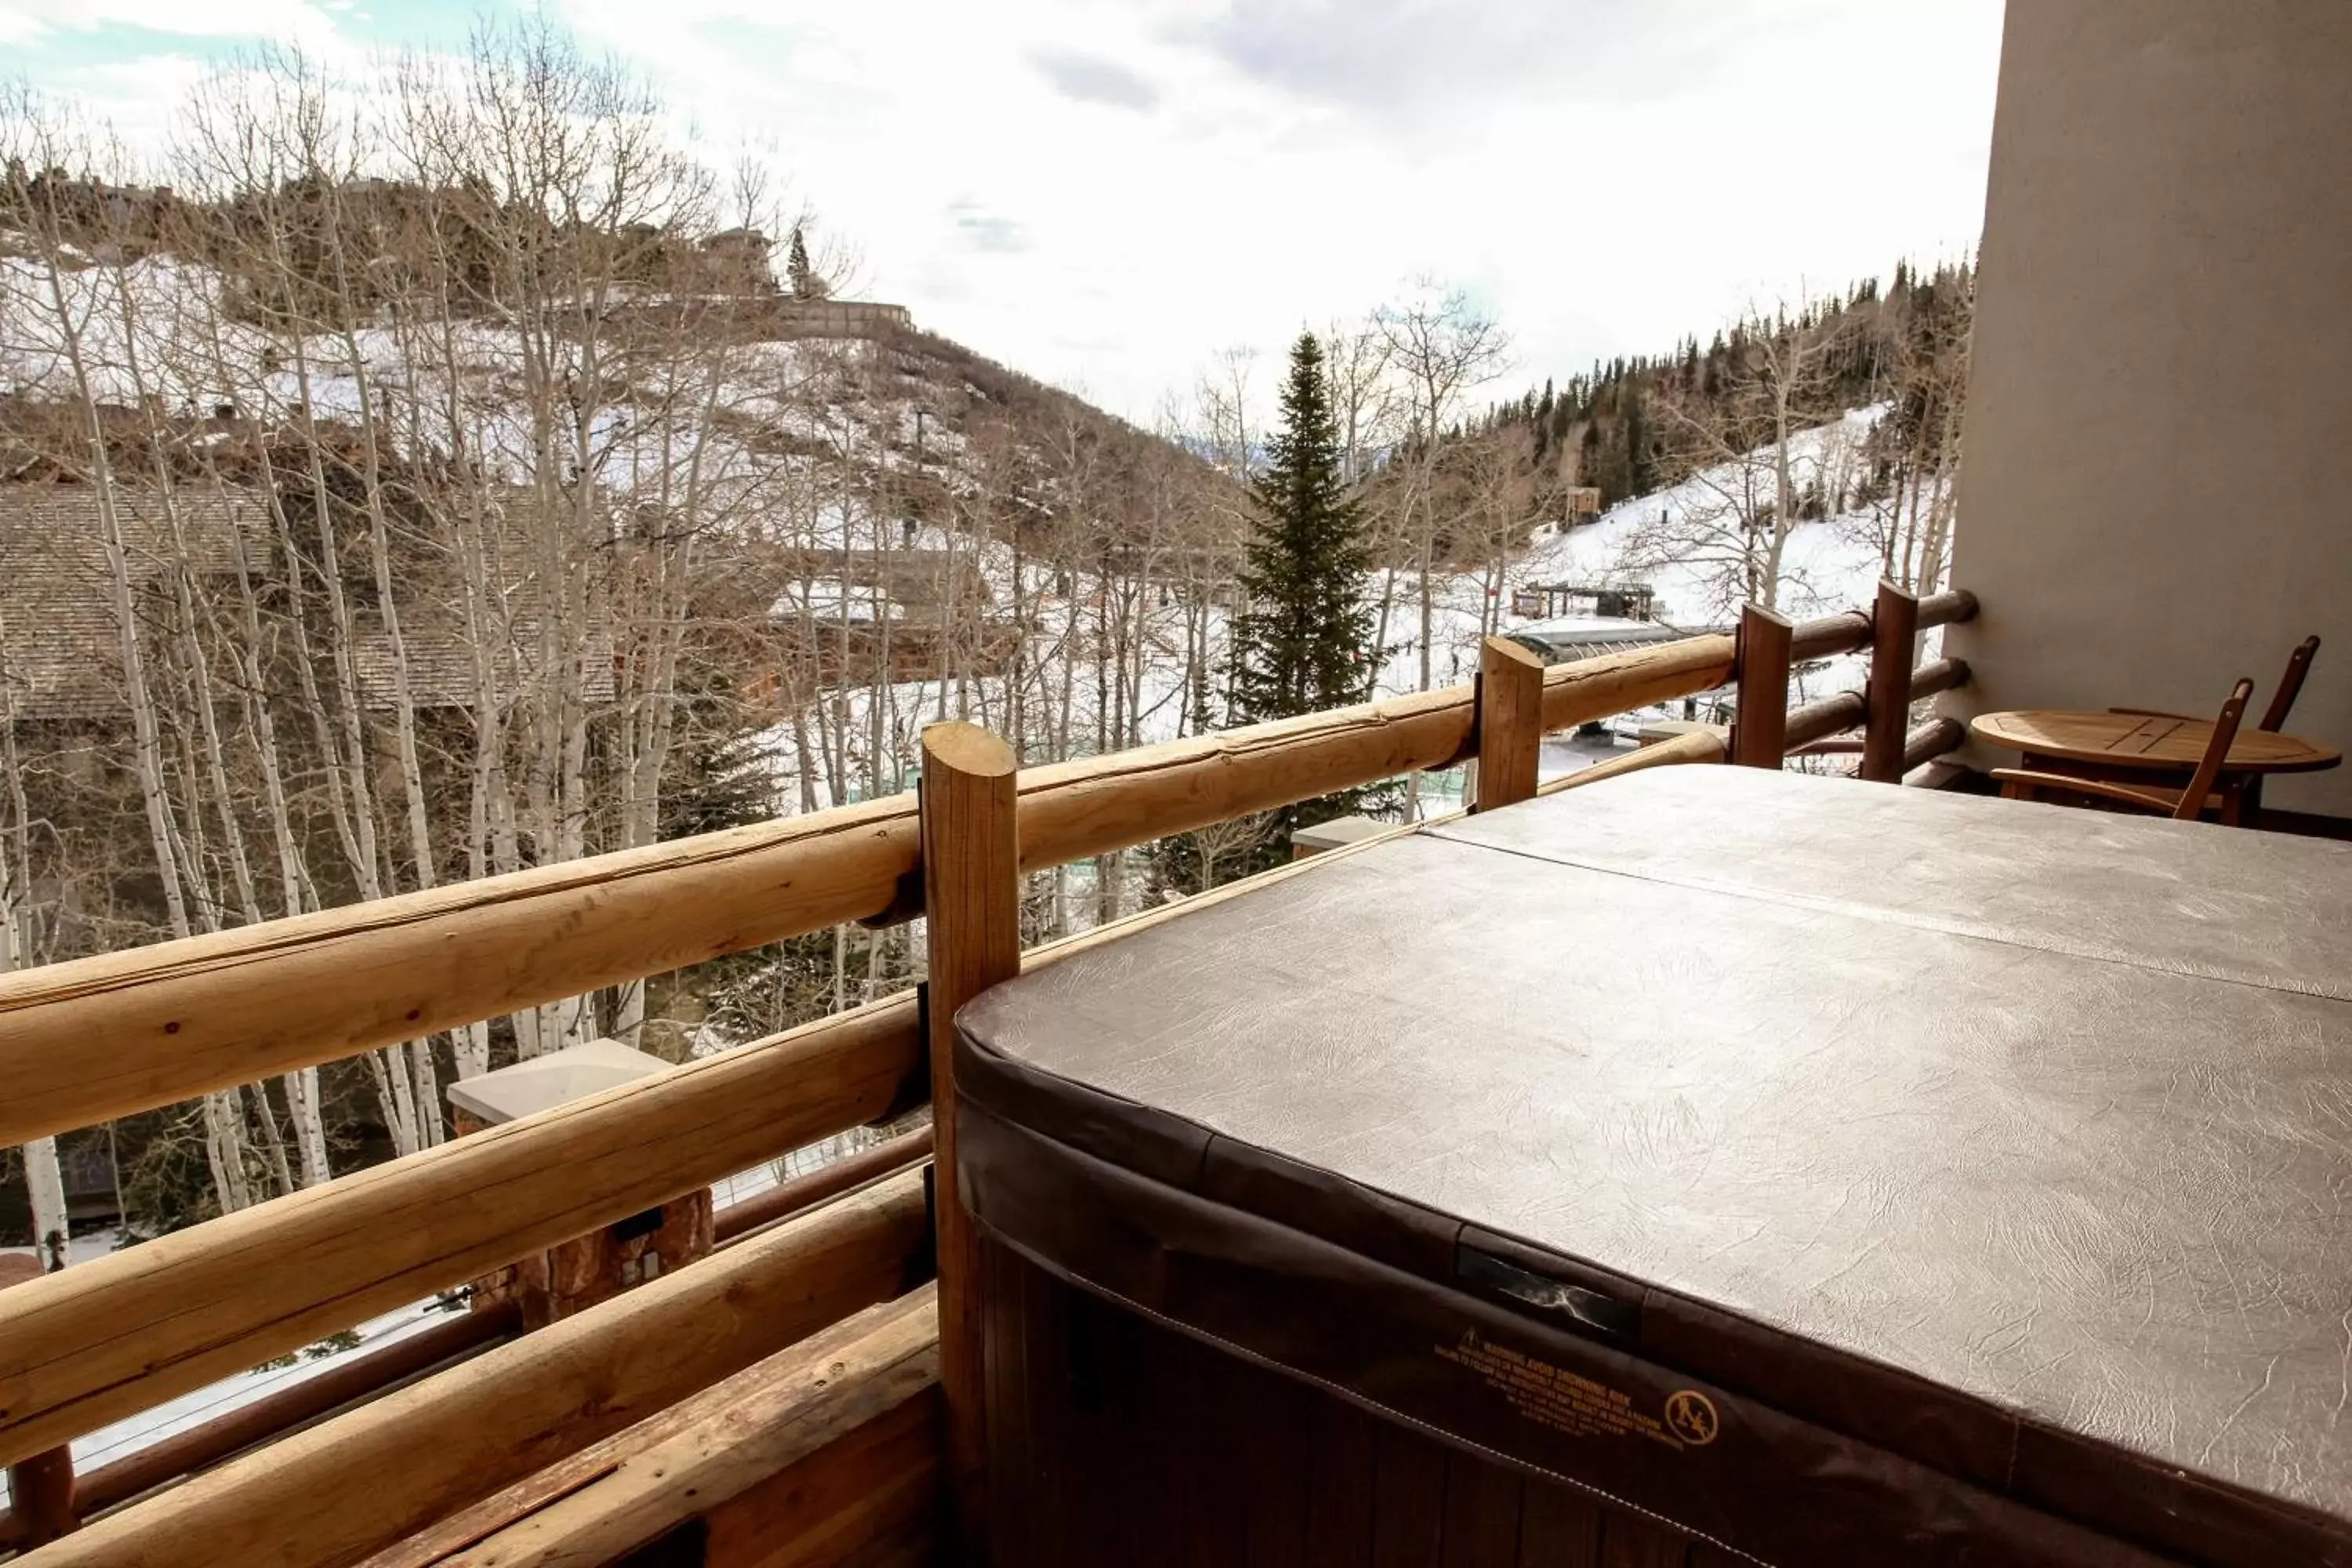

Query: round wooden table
[[1970, 709, 2341, 775]]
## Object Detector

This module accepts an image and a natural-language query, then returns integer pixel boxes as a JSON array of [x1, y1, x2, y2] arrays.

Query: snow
[[1513, 613, 1671, 639], [1501, 406, 1893, 630], [0, 1288, 463, 1506]]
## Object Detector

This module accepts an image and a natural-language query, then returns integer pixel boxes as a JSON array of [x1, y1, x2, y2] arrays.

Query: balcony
[[0, 585, 1993, 1559]]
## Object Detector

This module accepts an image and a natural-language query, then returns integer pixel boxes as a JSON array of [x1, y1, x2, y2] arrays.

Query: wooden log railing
[[1863, 582, 1923, 782], [1904, 716, 1970, 772], [916, 724, 1022, 1557], [432, 1287, 940, 1568], [0, 584, 1979, 1555], [14, 1306, 523, 1545], [0, 633, 1738, 1150], [0, 999, 922, 1467], [25, 1174, 930, 1568], [708, 1123, 935, 1247], [0, 599, 1980, 1151], [0, 1131, 933, 1553]]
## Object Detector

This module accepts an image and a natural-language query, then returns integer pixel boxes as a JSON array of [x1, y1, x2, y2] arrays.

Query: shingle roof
[[0, 484, 267, 720]]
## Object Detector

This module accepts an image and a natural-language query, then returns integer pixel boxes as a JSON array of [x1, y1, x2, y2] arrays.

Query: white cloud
[[549, 0, 2002, 419], [7, 0, 2005, 423], [0, 0, 349, 46]]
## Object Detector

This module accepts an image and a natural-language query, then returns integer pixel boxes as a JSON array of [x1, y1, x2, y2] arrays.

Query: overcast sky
[[0, 0, 2006, 422]]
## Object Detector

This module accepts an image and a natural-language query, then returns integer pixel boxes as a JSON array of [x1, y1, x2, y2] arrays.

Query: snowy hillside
[[1509, 407, 1893, 628], [771, 405, 1922, 828], [1356, 405, 1919, 735]]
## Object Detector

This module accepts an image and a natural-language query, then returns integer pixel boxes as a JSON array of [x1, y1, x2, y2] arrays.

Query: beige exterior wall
[[1948, 1, 2352, 815]]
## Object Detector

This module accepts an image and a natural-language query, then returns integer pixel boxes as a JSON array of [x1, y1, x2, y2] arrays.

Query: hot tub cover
[[954, 767, 2352, 1567]]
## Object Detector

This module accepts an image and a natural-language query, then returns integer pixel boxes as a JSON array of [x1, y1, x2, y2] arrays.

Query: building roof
[[0, 484, 267, 720], [445, 1038, 673, 1127], [772, 547, 991, 609], [348, 618, 619, 711], [1507, 614, 1716, 666]]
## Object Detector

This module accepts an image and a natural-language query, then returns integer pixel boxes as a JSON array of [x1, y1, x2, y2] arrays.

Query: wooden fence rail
[[0, 634, 1732, 1149], [0, 595, 1976, 1152], [23, 1174, 930, 1568], [0, 586, 1979, 1484], [0, 1000, 920, 1467]]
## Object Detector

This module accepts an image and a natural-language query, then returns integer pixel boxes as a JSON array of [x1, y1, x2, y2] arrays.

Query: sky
[[0, 0, 2007, 423]]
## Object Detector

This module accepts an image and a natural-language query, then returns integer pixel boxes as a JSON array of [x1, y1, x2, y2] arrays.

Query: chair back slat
[[2179, 678, 2256, 821], [2258, 635, 2321, 732]]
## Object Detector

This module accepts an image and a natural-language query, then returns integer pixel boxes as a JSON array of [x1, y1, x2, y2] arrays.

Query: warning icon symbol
[[1664, 1390, 1720, 1447]]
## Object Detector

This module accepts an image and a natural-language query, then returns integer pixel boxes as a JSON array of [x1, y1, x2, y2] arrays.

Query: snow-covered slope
[[1360, 406, 1900, 712], [1511, 407, 1891, 628]]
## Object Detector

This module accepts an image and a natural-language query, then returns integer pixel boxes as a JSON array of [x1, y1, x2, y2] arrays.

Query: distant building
[[776, 299, 914, 339], [1511, 582, 1659, 624], [751, 546, 1023, 700]]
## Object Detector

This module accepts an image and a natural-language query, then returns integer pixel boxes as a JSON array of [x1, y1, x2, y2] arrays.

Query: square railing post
[[1474, 637, 1546, 811], [1861, 581, 1922, 783], [5, 1445, 77, 1545], [1730, 603, 1794, 770]]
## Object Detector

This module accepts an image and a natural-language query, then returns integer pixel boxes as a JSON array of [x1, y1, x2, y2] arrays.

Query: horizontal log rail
[[20, 1173, 930, 1568], [1788, 588, 1973, 663], [0, 593, 1980, 1149], [1784, 690, 1869, 753], [0, 1305, 523, 1548], [359, 1290, 937, 1568], [0, 585, 1978, 1493], [1537, 728, 1728, 797], [0, 999, 920, 1467], [1790, 661, 1972, 756], [440, 1287, 939, 1568], [0, 823, 1443, 1471], [711, 1123, 935, 1247], [1904, 716, 1969, 771]]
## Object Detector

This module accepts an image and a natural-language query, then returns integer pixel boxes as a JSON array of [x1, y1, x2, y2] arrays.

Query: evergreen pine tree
[[1231, 331, 1377, 725], [1624, 383, 1656, 496], [1174, 330, 1385, 880], [786, 227, 822, 300]]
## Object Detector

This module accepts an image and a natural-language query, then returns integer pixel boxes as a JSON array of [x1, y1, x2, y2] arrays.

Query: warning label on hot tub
[[1439, 1332, 1711, 1450]]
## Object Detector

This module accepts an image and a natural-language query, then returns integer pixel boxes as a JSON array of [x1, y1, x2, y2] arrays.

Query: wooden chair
[[2112, 634, 2321, 731], [2258, 634, 2322, 733], [1997, 678, 2256, 824], [2109, 639, 2321, 823]]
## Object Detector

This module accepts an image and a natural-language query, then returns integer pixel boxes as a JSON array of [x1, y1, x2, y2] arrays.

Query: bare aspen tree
[[1376, 280, 1508, 813], [2, 586, 73, 1263], [1, 115, 260, 1208], [1857, 284, 1972, 596], [1629, 304, 1853, 616]]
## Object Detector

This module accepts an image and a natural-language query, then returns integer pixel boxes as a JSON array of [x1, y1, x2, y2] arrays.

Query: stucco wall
[[1947, 0, 2352, 815]]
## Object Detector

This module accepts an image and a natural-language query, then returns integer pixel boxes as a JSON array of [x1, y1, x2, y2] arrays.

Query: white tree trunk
[[22, 1137, 70, 1272]]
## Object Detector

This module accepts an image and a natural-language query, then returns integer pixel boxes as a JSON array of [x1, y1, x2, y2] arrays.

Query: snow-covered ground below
[[761, 406, 1922, 829]]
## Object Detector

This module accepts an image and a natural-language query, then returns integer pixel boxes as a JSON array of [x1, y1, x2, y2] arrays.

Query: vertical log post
[[2, 1251, 76, 1544], [6, 1446, 77, 1546], [1729, 604, 1794, 770], [918, 722, 1022, 1562], [1860, 581, 1921, 784], [1474, 637, 1545, 811]]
